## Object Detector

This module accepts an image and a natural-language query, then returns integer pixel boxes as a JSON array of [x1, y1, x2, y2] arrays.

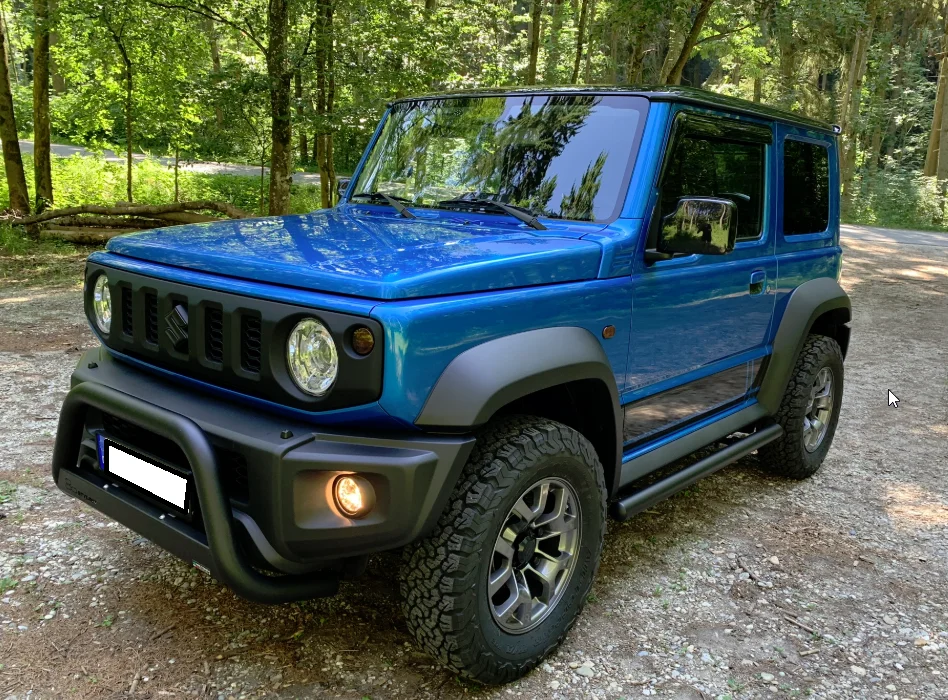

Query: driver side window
[[658, 130, 766, 242]]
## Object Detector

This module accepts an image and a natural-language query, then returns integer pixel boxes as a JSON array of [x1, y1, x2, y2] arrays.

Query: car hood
[[106, 208, 603, 300]]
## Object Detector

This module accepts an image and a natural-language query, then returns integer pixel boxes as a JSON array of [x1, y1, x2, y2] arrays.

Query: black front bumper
[[52, 348, 474, 604]]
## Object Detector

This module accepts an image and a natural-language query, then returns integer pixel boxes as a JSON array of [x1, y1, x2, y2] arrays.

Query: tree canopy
[[1, 0, 948, 227]]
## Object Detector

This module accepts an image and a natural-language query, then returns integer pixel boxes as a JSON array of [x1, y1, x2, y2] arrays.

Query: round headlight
[[92, 275, 112, 333], [287, 318, 338, 396]]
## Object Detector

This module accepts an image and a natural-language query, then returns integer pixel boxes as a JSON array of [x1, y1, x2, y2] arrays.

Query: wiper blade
[[436, 197, 547, 231], [350, 191, 416, 219]]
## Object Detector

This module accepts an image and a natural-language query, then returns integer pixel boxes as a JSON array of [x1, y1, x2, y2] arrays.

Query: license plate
[[102, 441, 188, 510]]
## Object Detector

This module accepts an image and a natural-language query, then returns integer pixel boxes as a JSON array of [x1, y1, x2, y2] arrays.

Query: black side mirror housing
[[336, 177, 352, 199], [657, 197, 738, 256]]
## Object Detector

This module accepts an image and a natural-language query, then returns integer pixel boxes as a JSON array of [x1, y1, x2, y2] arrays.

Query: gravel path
[[1, 227, 946, 699]]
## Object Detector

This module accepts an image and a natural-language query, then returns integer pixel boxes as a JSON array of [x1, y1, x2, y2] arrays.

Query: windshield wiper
[[350, 191, 416, 219], [436, 197, 547, 231]]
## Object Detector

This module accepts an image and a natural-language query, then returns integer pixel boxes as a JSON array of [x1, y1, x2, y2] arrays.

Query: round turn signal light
[[352, 326, 375, 355]]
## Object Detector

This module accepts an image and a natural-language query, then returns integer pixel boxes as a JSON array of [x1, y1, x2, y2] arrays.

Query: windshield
[[352, 94, 648, 223]]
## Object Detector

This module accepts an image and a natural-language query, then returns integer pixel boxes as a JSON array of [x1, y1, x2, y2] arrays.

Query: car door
[[622, 108, 777, 458]]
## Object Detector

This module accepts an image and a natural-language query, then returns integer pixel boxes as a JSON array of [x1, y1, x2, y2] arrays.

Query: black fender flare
[[415, 326, 623, 474], [757, 277, 851, 414]]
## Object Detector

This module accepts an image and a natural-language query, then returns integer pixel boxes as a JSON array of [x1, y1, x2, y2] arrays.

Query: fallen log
[[147, 211, 225, 224], [39, 227, 145, 244], [51, 216, 167, 229], [15, 200, 251, 226]]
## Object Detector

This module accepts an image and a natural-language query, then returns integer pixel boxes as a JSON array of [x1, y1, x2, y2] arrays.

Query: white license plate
[[106, 443, 188, 510]]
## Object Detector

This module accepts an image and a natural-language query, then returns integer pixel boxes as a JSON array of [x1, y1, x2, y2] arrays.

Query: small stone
[[914, 638, 929, 647], [761, 672, 775, 682], [883, 615, 898, 625], [542, 663, 554, 673], [576, 666, 594, 678], [851, 666, 867, 677], [769, 556, 779, 565], [20, 575, 35, 583], [549, 680, 560, 690]]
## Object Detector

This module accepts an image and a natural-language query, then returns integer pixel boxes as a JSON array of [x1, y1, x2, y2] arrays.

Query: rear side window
[[783, 139, 830, 234], [659, 134, 765, 241]]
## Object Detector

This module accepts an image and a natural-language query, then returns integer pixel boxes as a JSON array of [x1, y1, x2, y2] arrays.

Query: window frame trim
[[648, 109, 772, 250], [781, 134, 832, 237]]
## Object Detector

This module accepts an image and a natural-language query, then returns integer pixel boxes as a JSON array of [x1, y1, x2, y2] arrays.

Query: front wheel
[[759, 334, 844, 479], [399, 416, 606, 684]]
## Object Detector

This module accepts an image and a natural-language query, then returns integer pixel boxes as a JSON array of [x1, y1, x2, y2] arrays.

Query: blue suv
[[53, 86, 850, 684]]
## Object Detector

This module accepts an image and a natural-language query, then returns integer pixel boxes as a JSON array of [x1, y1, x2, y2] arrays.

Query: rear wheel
[[399, 416, 606, 684], [759, 334, 844, 479]]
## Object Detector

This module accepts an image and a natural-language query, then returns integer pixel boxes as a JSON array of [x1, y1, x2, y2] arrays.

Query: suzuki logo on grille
[[165, 304, 189, 353]]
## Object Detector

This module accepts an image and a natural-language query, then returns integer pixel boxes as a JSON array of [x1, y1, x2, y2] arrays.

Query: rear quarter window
[[783, 139, 830, 235]]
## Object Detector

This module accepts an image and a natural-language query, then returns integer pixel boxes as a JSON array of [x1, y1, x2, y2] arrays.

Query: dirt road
[[1, 226, 946, 699]]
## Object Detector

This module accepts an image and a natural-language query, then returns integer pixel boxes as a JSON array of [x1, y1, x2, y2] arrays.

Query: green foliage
[[0, 154, 320, 215], [845, 169, 947, 231]]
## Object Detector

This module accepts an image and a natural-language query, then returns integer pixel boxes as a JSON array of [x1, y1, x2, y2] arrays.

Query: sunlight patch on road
[[885, 483, 948, 531]]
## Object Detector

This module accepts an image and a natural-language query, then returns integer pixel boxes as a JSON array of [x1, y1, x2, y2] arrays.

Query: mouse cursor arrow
[[888, 390, 900, 408]]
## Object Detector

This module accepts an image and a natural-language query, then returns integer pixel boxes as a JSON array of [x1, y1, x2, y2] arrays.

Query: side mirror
[[658, 197, 737, 257], [336, 177, 352, 198]]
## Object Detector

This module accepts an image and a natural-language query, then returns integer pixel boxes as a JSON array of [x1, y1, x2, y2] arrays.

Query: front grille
[[145, 292, 159, 344], [121, 287, 134, 336], [205, 308, 224, 363], [87, 263, 384, 411], [240, 316, 262, 373]]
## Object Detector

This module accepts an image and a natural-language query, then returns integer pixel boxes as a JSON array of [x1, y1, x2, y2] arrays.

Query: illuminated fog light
[[92, 274, 112, 333], [333, 475, 375, 518]]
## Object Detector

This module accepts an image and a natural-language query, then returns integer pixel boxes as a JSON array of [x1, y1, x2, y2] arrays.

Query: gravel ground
[[1, 228, 947, 700]]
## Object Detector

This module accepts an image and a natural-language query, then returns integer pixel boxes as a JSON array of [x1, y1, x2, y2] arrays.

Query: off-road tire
[[399, 416, 607, 684], [759, 334, 844, 479]]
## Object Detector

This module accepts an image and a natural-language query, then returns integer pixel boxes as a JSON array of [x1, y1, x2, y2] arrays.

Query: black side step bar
[[611, 422, 784, 521]]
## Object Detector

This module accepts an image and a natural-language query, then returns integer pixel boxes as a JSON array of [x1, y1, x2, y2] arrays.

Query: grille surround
[[85, 262, 384, 412]]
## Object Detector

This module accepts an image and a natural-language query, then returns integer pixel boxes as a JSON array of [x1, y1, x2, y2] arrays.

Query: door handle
[[749, 270, 766, 295]]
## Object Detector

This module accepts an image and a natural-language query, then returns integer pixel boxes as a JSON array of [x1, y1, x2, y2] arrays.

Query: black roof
[[390, 85, 837, 134]]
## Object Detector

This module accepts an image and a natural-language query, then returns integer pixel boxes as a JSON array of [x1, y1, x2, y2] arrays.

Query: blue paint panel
[[105, 208, 604, 300], [624, 104, 778, 397], [372, 277, 633, 420]]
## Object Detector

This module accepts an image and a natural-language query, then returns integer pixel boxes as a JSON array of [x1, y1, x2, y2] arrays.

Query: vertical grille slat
[[121, 287, 134, 336], [240, 315, 262, 373], [205, 308, 224, 363], [145, 292, 159, 345]]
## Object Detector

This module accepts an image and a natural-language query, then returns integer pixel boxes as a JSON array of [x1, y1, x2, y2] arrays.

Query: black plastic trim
[[612, 421, 783, 520], [83, 262, 383, 412], [757, 277, 851, 414], [620, 403, 768, 486], [53, 381, 340, 604], [415, 327, 623, 490]]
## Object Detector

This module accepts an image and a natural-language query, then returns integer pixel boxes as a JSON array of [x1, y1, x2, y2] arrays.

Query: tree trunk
[[544, 0, 564, 83], [664, 0, 715, 85], [0, 17, 29, 214], [525, 0, 543, 84], [324, 2, 336, 202], [174, 144, 180, 203], [267, 0, 292, 216], [295, 70, 307, 164], [570, 0, 589, 83], [206, 18, 223, 128], [125, 62, 133, 202], [840, 19, 874, 212], [33, 0, 53, 209], [583, 0, 596, 82], [753, 76, 762, 102], [925, 14, 948, 176]]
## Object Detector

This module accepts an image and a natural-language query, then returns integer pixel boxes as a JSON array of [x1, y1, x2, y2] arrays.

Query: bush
[[845, 168, 947, 231], [0, 153, 322, 216]]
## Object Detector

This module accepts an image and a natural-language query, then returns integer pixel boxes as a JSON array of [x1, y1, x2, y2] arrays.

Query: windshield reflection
[[352, 94, 648, 223]]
